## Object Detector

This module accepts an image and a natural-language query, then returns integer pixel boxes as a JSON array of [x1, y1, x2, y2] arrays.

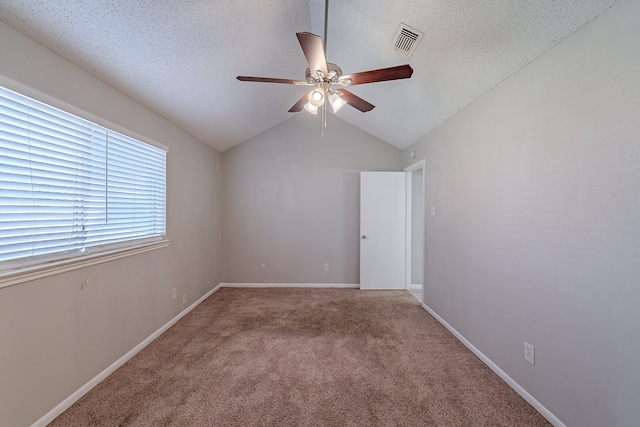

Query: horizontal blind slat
[[0, 85, 166, 269]]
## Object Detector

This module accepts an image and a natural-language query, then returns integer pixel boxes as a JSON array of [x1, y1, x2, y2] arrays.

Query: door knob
[[361, 235, 367, 239]]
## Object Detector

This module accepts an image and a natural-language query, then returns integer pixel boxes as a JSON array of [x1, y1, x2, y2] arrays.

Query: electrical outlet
[[260, 263, 266, 271], [182, 294, 187, 304], [430, 206, 436, 216], [172, 288, 177, 300], [324, 263, 330, 271], [524, 342, 535, 365]]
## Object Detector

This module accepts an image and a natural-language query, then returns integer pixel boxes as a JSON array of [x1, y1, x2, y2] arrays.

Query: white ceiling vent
[[392, 23, 424, 58]]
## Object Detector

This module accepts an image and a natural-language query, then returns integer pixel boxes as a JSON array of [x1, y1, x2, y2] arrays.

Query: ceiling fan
[[236, 10, 413, 116]]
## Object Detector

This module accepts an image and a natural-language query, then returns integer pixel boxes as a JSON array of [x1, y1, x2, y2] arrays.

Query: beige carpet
[[49, 288, 550, 426]]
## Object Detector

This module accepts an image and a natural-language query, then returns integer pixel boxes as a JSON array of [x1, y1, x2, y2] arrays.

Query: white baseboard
[[32, 283, 223, 427], [410, 283, 422, 290], [221, 283, 359, 288], [421, 303, 566, 427]]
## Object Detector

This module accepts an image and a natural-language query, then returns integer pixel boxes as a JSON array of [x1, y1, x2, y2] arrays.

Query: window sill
[[0, 239, 170, 290]]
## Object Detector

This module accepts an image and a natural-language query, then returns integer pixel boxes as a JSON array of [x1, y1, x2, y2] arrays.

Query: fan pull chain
[[321, 102, 326, 137]]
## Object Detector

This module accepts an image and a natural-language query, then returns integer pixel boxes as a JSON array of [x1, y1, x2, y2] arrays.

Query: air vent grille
[[392, 24, 424, 57]]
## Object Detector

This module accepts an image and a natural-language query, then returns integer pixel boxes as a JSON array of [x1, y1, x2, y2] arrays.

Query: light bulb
[[308, 88, 325, 107]]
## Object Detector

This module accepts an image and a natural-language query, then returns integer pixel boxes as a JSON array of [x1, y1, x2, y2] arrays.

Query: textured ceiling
[[0, 0, 618, 152]]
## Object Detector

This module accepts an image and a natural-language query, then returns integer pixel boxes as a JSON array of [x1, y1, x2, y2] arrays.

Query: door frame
[[404, 160, 426, 300]]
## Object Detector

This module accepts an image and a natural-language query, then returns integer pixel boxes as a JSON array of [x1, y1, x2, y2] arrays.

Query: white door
[[360, 171, 406, 289]]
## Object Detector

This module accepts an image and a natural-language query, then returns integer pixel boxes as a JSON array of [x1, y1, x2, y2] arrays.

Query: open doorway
[[404, 160, 425, 302]]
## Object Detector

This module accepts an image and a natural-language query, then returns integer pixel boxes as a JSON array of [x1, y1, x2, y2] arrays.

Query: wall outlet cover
[[524, 342, 535, 365]]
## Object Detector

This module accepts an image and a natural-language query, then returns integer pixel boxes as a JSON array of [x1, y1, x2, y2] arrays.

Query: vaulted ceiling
[[0, 0, 618, 152]]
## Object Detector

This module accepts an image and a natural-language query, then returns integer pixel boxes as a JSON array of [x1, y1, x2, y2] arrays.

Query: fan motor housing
[[306, 62, 343, 84]]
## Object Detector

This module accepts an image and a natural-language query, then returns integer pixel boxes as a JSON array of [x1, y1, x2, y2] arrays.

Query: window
[[0, 85, 166, 275]]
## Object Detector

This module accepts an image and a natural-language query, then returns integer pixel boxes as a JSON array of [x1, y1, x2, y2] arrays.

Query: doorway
[[404, 160, 425, 302]]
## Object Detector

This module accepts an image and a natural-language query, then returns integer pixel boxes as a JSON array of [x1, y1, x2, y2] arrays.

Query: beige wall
[[222, 113, 402, 284], [404, 1, 640, 425], [0, 21, 222, 427]]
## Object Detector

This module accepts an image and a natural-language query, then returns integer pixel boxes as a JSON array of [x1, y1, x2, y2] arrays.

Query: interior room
[[0, 1, 638, 426]]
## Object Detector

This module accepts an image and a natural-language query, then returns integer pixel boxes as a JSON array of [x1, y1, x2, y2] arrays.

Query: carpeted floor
[[49, 288, 551, 426]]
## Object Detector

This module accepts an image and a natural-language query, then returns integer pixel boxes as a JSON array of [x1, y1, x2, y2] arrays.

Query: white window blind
[[0, 86, 166, 271]]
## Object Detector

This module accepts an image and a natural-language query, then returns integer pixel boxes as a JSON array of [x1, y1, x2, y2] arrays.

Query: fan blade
[[340, 64, 413, 86], [289, 92, 310, 112], [296, 32, 328, 78], [336, 89, 375, 112], [237, 76, 308, 85]]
